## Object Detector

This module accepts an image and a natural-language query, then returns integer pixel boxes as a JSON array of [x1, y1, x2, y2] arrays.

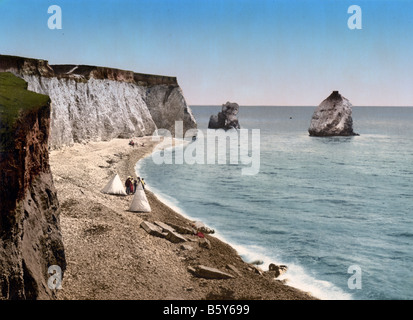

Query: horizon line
[[189, 105, 413, 108]]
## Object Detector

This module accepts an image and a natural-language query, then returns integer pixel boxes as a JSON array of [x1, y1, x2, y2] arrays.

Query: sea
[[136, 106, 413, 300]]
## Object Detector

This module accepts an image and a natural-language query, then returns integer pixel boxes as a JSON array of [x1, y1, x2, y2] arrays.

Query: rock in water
[[0, 73, 66, 299], [208, 101, 240, 130], [308, 91, 358, 137], [268, 263, 288, 278]]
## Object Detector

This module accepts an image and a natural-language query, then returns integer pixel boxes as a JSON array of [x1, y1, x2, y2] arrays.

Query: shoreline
[[135, 147, 338, 300], [50, 137, 316, 300]]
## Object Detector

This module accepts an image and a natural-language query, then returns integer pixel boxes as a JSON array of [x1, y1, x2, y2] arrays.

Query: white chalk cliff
[[308, 91, 358, 137], [0, 55, 197, 148]]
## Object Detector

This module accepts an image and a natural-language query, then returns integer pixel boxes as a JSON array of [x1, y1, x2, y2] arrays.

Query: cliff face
[[0, 55, 196, 298], [24, 75, 157, 147], [0, 73, 66, 299], [145, 84, 197, 135], [0, 55, 197, 148], [308, 91, 358, 137]]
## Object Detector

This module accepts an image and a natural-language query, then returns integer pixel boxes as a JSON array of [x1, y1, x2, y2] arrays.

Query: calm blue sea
[[136, 106, 413, 300]]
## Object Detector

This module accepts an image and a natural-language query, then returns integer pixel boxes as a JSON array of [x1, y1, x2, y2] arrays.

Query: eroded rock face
[[145, 84, 197, 136], [0, 73, 66, 299], [0, 55, 197, 149], [308, 91, 358, 137], [208, 102, 240, 130], [24, 75, 157, 148]]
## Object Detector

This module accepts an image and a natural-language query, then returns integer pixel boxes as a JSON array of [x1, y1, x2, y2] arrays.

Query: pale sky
[[1, 0, 412, 106]]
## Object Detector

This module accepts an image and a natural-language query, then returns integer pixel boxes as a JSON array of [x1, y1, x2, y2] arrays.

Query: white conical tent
[[101, 174, 127, 196], [129, 183, 151, 212]]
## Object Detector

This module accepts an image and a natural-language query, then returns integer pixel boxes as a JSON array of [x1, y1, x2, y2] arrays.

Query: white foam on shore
[[134, 144, 353, 301], [202, 232, 353, 300], [231, 243, 353, 300]]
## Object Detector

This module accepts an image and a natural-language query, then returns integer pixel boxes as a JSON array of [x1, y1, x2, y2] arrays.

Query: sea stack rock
[[208, 101, 240, 130], [0, 72, 66, 299], [308, 91, 358, 137]]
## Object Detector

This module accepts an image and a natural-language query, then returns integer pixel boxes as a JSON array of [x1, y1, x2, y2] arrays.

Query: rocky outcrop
[[308, 91, 358, 137], [198, 238, 212, 249], [145, 85, 197, 136], [165, 231, 187, 244], [191, 221, 215, 234], [140, 221, 167, 238], [190, 265, 235, 280], [268, 263, 288, 278], [0, 73, 66, 299], [0, 55, 197, 149], [208, 102, 240, 130]]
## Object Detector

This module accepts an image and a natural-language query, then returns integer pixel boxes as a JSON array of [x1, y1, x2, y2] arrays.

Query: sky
[[0, 0, 412, 106]]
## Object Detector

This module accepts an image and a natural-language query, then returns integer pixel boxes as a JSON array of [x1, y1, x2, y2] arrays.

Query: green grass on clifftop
[[0, 72, 50, 151]]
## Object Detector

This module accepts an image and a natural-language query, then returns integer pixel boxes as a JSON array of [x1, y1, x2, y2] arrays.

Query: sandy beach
[[49, 137, 315, 300]]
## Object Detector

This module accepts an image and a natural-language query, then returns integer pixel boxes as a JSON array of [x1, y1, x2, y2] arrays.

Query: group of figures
[[101, 173, 151, 212], [129, 140, 145, 148], [125, 176, 145, 195]]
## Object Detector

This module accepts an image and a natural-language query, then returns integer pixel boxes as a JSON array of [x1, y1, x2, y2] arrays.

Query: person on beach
[[135, 177, 146, 190], [125, 176, 132, 194], [129, 177, 134, 194], [133, 178, 138, 194], [129, 140, 135, 147]]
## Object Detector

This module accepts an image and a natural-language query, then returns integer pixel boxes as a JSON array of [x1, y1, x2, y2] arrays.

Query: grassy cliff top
[[0, 72, 50, 120], [0, 72, 50, 151], [0, 54, 178, 86]]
